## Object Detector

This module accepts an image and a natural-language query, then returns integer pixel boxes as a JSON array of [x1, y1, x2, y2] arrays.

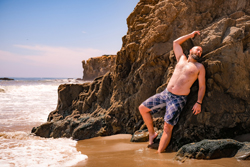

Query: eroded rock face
[[33, 0, 250, 150], [82, 55, 116, 80]]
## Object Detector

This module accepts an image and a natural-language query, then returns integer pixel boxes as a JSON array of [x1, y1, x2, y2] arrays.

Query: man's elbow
[[173, 41, 180, 50], [173, 40, 178, 46]]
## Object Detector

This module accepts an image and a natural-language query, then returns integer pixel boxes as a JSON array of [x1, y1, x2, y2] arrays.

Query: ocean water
[[0, 78, 88, 167]]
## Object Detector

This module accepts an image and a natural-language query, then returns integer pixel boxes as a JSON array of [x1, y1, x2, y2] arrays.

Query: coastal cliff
[[82, 55, 116, 80], [33, 0, 250, 151]]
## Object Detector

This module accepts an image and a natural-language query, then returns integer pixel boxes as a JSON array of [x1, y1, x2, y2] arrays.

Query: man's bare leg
[[139, 104, 158, 145], [157, 122, 173, 153]]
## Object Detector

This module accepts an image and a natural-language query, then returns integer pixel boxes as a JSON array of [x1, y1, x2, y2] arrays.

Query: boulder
[[130, 129, 150, 142], [174, 139, 250, 162], [130, 128, 161, 143]]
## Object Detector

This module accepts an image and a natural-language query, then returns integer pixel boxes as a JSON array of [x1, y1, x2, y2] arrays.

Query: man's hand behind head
[[190, 31, 200, 38]]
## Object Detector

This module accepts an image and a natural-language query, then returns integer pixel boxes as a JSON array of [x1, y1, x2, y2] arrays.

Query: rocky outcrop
[[33, 0, 250, 151], [82, 55, 116, 80], [0, 77, 14, 80], [174, 139, 250, 161]]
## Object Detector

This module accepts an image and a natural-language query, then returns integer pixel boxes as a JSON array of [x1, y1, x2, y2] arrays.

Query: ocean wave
[[0, 131, 33, 140], [0, 131, 88, 166], [0, 79, 88, 166]]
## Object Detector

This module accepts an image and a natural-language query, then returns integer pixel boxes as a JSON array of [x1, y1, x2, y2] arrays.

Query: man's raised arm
[[173, 31, 200, 61]]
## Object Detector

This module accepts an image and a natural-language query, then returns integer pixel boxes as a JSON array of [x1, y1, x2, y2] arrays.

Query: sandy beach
[[74, 134, 250, 167]]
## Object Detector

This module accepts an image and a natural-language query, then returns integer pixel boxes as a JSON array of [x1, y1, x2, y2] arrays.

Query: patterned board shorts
[[142, 89, 187, 126]]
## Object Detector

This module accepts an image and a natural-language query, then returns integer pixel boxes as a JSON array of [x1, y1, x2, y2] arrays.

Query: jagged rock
[[31, 122, 53, 138], [82, 55, 116, 80], [174, 139, 250, 162], [33, 0, 250, 151]]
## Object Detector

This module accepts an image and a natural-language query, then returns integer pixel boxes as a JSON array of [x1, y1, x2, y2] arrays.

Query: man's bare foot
[[157, 150, 163, 153], [149, 132, 158, 145]]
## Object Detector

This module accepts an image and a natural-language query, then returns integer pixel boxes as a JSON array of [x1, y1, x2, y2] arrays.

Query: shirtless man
[[138, 31, 206, 153]]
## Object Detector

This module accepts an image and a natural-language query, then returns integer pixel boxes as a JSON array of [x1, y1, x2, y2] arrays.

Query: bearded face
[[191, 54, 200, 61], [190, 46, 202, 61]]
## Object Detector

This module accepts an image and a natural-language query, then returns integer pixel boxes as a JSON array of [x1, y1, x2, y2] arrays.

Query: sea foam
[[0, 131, 88, 167], [0, 79, 87, 166]]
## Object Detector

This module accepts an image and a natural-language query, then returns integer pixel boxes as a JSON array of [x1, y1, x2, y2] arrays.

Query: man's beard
[[191, 54, 200, 61]]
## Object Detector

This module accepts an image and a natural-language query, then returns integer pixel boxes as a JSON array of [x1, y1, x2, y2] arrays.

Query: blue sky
[[0, 0, 139, 78]]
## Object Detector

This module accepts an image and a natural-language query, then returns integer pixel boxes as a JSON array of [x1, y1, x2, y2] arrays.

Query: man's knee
[[138, 104, 151, 114], [163, 122, 173, 133]]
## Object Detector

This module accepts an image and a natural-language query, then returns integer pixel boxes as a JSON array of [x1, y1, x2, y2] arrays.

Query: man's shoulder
[[194, 62, 205, 73], [178, 55, 187, 62], [196, 62, 205, 68], [196, 62, 206, 75]]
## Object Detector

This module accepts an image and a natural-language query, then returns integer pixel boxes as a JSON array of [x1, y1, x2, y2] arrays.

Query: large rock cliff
[[32, 0, 250, 151], [82, 55, 116, 80]]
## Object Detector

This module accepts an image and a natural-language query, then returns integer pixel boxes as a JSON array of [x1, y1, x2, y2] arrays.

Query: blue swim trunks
[[142, 89, 187, 126]]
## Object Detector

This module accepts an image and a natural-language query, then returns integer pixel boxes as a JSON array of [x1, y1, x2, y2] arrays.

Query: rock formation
[[32, 0, 250, 151], [174, 139, 250, 161], [82, 55, 116, 80], [0, 77, 14, 80]]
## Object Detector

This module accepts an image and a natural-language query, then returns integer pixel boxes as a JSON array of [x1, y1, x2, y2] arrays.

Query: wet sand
[[74, 134, 250, 167]]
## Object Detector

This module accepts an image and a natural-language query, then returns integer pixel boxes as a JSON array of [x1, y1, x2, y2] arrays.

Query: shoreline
[[73, 134, 250, 167]]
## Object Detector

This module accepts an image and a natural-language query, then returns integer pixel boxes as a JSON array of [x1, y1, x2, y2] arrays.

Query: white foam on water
[[0, 82, 59, 128], [0, 79, 88, 166], [0, 131, 88, 167]]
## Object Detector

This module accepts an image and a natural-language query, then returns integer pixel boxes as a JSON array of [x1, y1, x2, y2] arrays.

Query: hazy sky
[[0, 0, 139, 78]]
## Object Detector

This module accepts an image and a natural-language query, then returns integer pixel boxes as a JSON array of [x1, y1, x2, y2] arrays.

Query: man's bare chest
[[175, 62, 199, 77]]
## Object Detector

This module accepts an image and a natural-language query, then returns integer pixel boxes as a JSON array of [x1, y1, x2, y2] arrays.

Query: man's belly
[[167, 84, 191, 96]]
